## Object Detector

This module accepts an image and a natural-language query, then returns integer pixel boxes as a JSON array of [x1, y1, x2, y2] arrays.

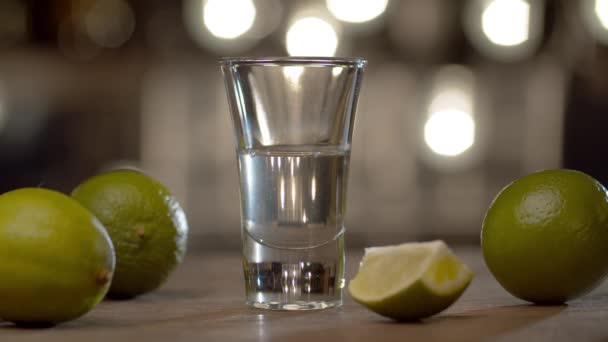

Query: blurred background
[[0, 0, 607, 249]]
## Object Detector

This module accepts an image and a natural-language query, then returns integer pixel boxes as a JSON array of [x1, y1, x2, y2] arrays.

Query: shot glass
[[221, 57, 366, 310]]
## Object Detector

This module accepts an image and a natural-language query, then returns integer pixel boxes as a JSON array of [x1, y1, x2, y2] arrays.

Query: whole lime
[[72, 170, 188, 299], [482, 169, 608, 304], [0, 188, 115, 325]]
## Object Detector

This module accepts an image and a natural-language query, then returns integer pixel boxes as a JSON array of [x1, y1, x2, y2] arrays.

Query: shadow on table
[[419, 304, 565, 338], [0, 290, 240, 331], [275, 304, 565, 342]]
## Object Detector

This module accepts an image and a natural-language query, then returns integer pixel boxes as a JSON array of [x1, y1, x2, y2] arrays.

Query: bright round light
[[203, 0, 256, 39], [482, 0, 530, 46], [424, 109, 475, 156], [326, 0, 389, 23], [596, 0, 608, 29], [286, 17, 338, 56]]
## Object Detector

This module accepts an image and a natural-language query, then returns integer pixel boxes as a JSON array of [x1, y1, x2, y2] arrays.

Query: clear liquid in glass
[[238, 146, 349, 310]]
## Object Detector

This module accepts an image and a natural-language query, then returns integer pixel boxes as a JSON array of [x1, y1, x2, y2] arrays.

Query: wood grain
[[1, 248, 607, 341]]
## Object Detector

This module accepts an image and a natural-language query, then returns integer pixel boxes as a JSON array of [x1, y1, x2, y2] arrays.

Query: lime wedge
[[348, 240, 473, 321]]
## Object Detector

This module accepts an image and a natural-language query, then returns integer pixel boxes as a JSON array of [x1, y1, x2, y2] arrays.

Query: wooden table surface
[[1, 247, 607, 341]]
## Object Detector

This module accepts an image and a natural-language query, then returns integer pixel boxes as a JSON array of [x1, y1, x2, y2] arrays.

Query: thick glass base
[[249, 299, 342, 311], [242, 231, 345, 311]]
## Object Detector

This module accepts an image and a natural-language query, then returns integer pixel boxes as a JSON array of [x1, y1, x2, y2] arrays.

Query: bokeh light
[[183, 0, 274, 53], [326, 0, 389, 23], [464, 0, 542, 61], [203, 0, 256, 39], [481, 0, 530, 46], [581, 0, 608, 45], [596, 0, 608, 29], [424, 109, 475, 157], [286, 17, 338, 56], [85, 0, 135, 48], [424, 65, 476, 158]]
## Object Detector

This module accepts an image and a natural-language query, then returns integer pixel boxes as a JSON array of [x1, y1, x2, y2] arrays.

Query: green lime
[[0, 188, 115, 325], [349, 240, 473, 321], [72, 170, 188, 299], [482, 169, 608, 304]]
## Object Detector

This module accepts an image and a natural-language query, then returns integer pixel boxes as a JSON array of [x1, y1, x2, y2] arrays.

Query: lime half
[[348, 240, 473, 321]]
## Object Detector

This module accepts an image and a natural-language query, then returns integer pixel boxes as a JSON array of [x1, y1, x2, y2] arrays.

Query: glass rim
[[220, 56, 367, 68]]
